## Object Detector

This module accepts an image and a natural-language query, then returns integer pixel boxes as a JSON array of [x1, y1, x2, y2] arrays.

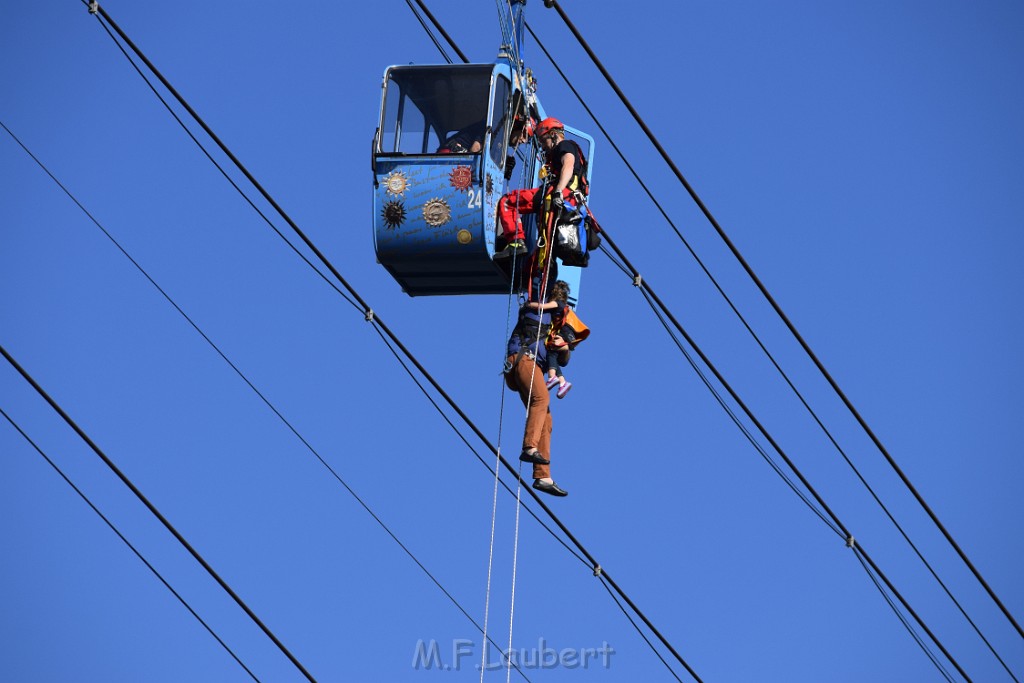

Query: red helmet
[[534, 117, 564, 138]]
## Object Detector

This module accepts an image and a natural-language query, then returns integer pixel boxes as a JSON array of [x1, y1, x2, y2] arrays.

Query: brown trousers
[[506, 353, 552, 479]]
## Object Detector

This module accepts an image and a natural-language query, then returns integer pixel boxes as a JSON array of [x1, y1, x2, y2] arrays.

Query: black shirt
[[546, 139, 584, 186]]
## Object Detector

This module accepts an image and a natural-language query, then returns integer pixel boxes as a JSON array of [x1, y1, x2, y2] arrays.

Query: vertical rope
[[481, 136, 532, 677], [505, 459, 525, 682], [480, 395, 504, 676], [503, 209, 557, 680]]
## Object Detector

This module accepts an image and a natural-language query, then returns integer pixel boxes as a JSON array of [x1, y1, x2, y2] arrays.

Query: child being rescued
[[524, 280, 589, 399]]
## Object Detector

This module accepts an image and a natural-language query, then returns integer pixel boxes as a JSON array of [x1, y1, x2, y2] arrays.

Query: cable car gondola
[[371, 2, 595, 300]]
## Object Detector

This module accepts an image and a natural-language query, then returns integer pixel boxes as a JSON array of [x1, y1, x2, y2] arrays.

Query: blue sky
[[2, 1, 1022, 681]]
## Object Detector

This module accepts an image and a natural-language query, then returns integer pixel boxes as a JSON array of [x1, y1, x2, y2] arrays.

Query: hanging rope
[[481, 112, 540, 678], [480, 235, 528, 681], [504, 454, 526, 683], [503, 216, 556, 682], [493, 135, 559, 681]]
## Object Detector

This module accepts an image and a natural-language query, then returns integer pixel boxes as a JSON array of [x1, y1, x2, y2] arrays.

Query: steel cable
[[528, 9, 1017, 677], [2, 117, 534, 681], [85, 3, 703, 679], [593, 212, 973, 682], [0, 344, 320, 683], [0, 407, 262, 683], [541, 0, 1024, 642]]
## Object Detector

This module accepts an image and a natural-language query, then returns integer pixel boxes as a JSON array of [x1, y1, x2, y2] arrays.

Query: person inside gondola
[[437, 120, 485, 154], [503, 115, 535, 180], [494, 117, 586, 262]]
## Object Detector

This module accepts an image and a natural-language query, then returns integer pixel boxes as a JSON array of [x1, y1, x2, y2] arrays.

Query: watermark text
[[411, 637, 615, 671]]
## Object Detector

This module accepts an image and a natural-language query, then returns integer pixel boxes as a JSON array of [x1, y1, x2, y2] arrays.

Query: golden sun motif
[[384, 170, 410, 197], [422, 198, 451, 227]]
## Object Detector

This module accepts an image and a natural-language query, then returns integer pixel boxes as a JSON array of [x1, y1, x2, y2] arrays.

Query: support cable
[[404, 0, 452, 65], [495, 0, 523, 68], [593, 214, 972, 682], [76, 0, 581, 573], [599, 244, 838, 534], [597, 575, 685, 683], [600, 240, 1016, 677], [494, 0, 514, 62], [530, 11, 1016, 676], [85, 15, 360, 315], [851, 544, 956, 683], [0, 407, 262, 683], [0, 345, 319, 683], [633, 271, 843, 537], [79, 3, 966, 679], [0, 121, 531, 681], [411, 0, 470, 63], [85, 5, 704, 679], [526, 19, 866, 531], [542, 0, 1024, 641]]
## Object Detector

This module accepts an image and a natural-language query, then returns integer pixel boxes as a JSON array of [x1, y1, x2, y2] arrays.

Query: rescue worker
[[494, 117, 586, 261], [504, 302, 571, 497]]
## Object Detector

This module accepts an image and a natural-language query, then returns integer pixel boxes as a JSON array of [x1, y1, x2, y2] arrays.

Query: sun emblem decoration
[[383, 170, 410, 197], [382, 200, 406, 229], [422, 198, 451, 227], [449, 165, 473, 192]]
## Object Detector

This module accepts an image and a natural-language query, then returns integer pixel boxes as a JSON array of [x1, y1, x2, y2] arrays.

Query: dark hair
[[548, 280, 570, 303]]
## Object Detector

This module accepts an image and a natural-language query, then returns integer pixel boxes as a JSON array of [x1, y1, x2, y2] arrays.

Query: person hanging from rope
[[494, 116, 587, 264], [523, 280, 589, 399], [504, 294, 572, 497]]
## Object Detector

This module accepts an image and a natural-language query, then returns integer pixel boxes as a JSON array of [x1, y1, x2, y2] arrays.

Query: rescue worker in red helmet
[[495, 117, 586, 266]]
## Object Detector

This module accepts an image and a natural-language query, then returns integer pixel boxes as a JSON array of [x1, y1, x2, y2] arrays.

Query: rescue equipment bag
[[561, 308, 590, 347], [553, 214, 587, 266]]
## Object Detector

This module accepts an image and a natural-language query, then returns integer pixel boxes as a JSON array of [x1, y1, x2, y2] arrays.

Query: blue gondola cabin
[[371, 62, 595, 300]]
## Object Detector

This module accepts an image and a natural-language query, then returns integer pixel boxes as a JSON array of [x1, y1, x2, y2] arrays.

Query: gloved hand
[[550, 192, 565, 213], [504, 155, 516, 180]]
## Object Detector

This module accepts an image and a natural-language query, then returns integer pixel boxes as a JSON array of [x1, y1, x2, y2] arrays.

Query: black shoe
[[494, 241, 527, 260], [519, 449, 550, 465], [532, 479, 568, 497]]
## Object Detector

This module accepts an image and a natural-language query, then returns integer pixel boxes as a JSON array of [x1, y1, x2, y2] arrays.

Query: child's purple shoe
[[546, 376, 560, 390], [556, 381, 572, 399]]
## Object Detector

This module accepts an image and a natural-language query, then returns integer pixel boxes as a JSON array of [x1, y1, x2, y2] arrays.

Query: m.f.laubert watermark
[[412, 637, 615, 671]]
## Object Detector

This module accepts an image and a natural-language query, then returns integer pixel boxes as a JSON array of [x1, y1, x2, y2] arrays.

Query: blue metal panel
[[373, 155, 517, 296]]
